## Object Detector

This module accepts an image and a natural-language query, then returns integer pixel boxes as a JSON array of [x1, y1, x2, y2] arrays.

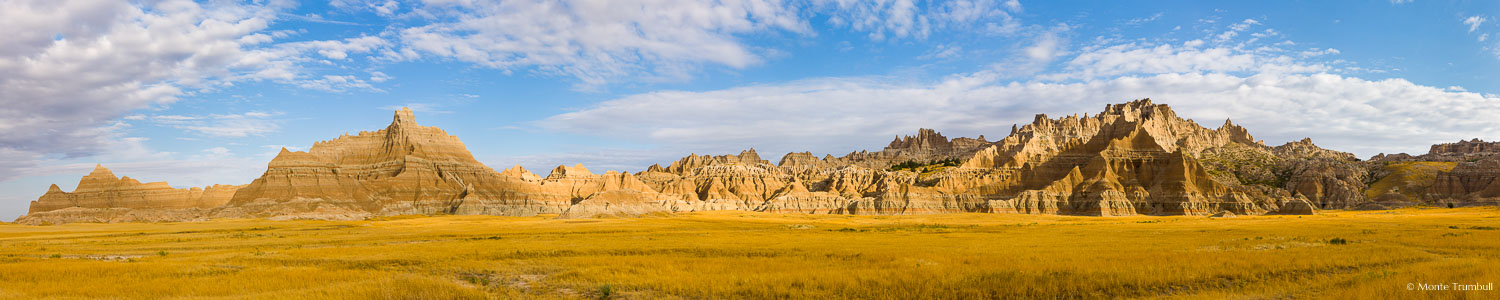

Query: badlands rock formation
[[17, 165, 242, 224], [1365, 139, 1500, 207], [219, 108, 579, 220], [19, 99, 1378, 223], [1372, 139, 1500, 162], [1431, 159, 1500, 206]]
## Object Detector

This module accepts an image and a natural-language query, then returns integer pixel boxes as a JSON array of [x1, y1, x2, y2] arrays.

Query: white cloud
[[393, 0, 1026, 89], [1464, 16, 1487, 33], [201, 146, 231, 157], [1390, 0, 1413, 4], [819, 0, 1022, 39], [1214, 18, 1260, 44], [149, 111, 282, 138], [370, 71, 392, 83], [1125, 13, 1164, 26], [399, 0, 809, 89], [1024, 28, 1065, 62], [1300, 48, 1341, 57], [298, 75, 381, 92], [0, 0, 400, 184], [1051, 43, 1327, 80], [919, 44, 963, 59], [0, 0, 280, 160], [303, 35, 387, 60], [332, 0, 402, 17]]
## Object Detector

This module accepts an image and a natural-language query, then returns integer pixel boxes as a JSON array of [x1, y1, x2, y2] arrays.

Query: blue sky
[[2, 0, 1498, 220]]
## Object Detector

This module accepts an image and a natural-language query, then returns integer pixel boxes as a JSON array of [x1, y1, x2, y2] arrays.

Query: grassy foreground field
[[1, 208, 1498, 299]]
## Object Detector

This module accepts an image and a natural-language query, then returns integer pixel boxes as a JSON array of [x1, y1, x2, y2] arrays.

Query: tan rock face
[[1265, 138, 1372, 209], [1370, 140, 1500, 207], [24, 100, 1359, 223], [1372, 138, 1500, 162], [1273, 198, 1318, 215], [18, 165, 243, 224], [1431, 159, 1500, 205], [569, 99, 1300, 218], [222, 108, 559, 220]]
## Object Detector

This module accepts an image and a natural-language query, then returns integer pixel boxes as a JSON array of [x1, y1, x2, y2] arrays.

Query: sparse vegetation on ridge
[[1, 208, 1497, 299], [887, 158, 964, 172]]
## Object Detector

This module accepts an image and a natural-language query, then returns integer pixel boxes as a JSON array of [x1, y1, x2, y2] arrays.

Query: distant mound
[[18, 165, 242, 224]]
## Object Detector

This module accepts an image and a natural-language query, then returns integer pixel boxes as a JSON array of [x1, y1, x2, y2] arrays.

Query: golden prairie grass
[[0, 207, 1497, 299]]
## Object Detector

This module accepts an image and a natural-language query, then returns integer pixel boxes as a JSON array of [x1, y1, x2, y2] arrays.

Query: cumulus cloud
[[0, 0, 277, 157], [0, 0, 399, 185]]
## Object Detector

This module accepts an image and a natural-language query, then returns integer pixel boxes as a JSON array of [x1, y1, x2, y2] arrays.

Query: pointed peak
[[47, 184, 63, 193], [391, 107, 417, 126], [888, 128, 952, 150], [88, 164, 114, 176]]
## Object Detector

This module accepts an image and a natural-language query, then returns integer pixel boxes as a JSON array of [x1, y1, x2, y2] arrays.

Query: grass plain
[[1, 207, 1498, 299]]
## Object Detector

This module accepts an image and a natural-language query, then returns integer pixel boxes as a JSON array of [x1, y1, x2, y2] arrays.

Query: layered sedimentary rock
[[1430, 159, 1500, 206], [574, 99, 1309, 217], [1270, 138, 1372, 209], [17, 165, 243, 224], [219, 108, 571, 220], [1363, 139, 1500, 207], [1371, 139, 1500, 162], [23, 99, 1368, 223]]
